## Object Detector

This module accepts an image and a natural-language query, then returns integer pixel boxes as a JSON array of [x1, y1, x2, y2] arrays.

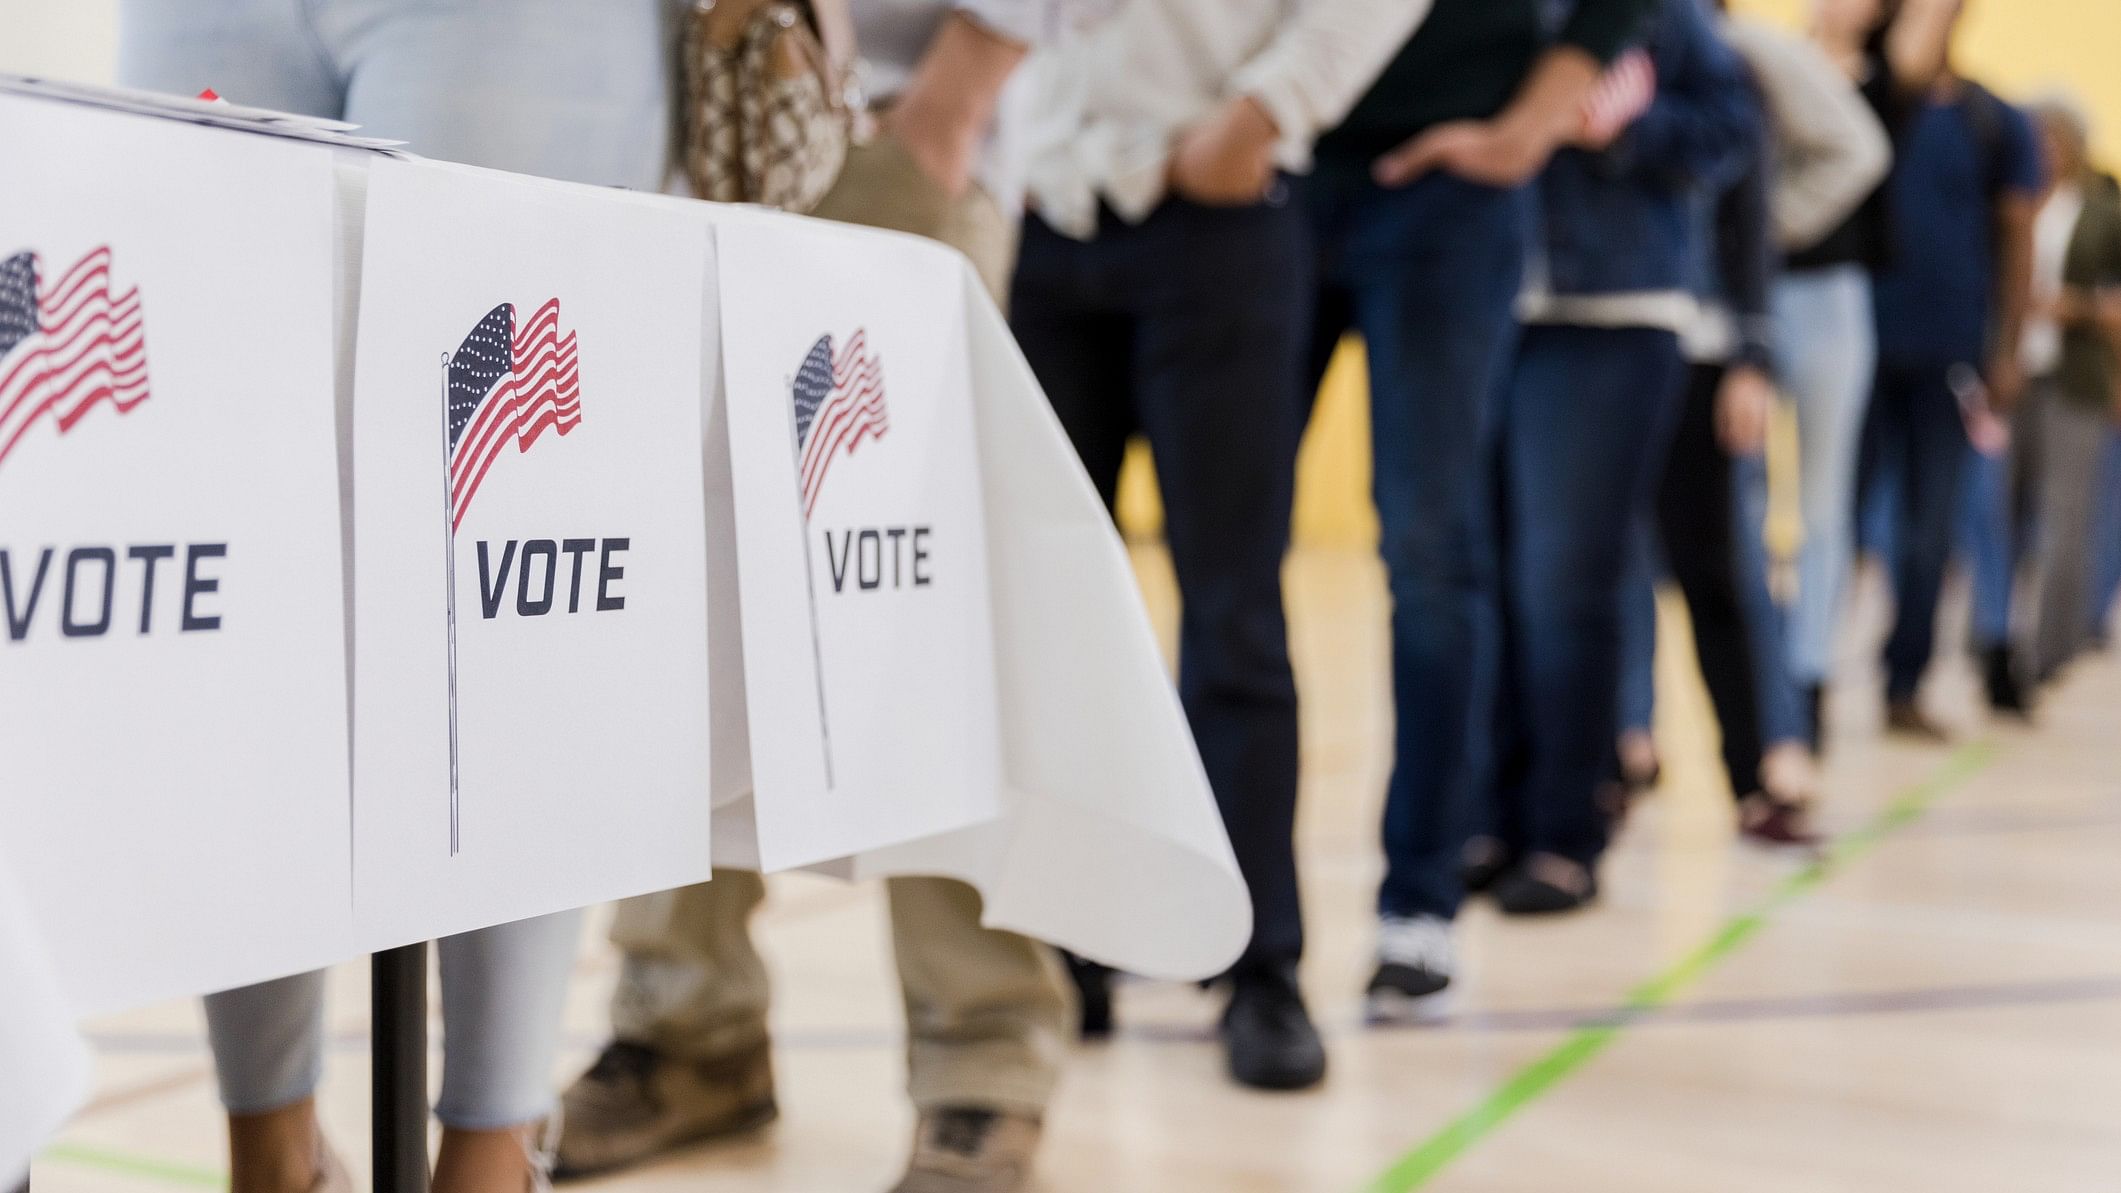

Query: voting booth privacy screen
[[0, 79, 1249, 1185]]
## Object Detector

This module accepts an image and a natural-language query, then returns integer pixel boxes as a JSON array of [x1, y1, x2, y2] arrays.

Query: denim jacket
[[1535, 0, 1761, 297]]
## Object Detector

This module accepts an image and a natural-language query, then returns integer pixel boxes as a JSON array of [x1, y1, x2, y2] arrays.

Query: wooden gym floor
[[30, 546, 2121, 1192]]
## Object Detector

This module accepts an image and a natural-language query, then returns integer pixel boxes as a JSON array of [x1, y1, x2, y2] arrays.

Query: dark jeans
[[1010, 197, 1310, 978], [1647, 363, 1772, 798], [1299, 167, 1533, 922], [1861, 361, 1973, 701], [1490, 325, 1686, 866]]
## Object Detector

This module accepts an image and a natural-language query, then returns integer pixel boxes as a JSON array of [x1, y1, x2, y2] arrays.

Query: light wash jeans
[[121, 0, 676, 1128], [1771, 265, 1876, 689]]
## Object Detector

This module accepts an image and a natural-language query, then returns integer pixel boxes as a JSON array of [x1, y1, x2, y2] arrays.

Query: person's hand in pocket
[[1169, 96, 1280, 206]]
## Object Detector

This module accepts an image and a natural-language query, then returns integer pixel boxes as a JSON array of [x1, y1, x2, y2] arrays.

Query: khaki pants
[[605, 137, 1069, 1115]]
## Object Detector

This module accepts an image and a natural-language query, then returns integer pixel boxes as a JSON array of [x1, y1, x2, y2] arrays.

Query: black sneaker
[[1063, 953, 1114, 1040], [1219, 969, 1326, 1091], [1366, 914, 1455, 1023], [1491, 854, 1598, 916]]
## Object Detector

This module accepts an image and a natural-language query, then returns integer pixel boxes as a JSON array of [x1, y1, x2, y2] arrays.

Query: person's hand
[[1715, 365, 1775, 458], [879, 88, 984, 200], [1984, 350, 2028, 415], [1168, 96, 1280, 206], [1372, 118, 1551, 189]]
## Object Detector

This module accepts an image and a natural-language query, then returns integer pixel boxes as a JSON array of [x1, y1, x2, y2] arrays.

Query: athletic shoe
[[552, 1040, 776, 1180], [1491, 854, 1598, 916], [1885, 700, 1951, 743], [888, 1107, 1042, 1193], [1220, 968, 1327, 1091], [1366, 914, 1455, 1023]]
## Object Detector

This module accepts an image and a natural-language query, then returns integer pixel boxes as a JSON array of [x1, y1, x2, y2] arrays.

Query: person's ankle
[[226, 1101, 323, 1193]]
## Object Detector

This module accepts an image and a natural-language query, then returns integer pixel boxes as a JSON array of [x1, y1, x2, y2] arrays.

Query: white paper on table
[[350, 159, 715, 948], [0, 95, 357, 1013], [0, 856, 92, 1190], [712, 208, 1004, 871], [850, 266, 1251, 981]]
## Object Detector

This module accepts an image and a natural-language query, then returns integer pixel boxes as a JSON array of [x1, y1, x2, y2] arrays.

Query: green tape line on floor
[[1362, 740, 1997, 1193]]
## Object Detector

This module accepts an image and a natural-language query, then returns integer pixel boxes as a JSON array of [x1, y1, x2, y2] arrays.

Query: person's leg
[[556, 873, 775, 1178], [1496, 326, 1685, 904], [1119, 194, 1316, 1084], [1612, 518, 1661, 812], [887, 877, 1071, 1116], [117, 0, 344, 117], [2087, 429, 2121, 644], [1657, 365, 1767, 801], [322, 0, 676, 188], [1771, 268, 1876, 721], [1333, 174, 1527, 928], [1007, 210, 1139, 1038], [204, 971, 335, 1193], [1962, 440, 2016, 655], [2030, 390, 2108, 680], [1882, 365, 1973, 711], [432, 911, 583, 1193], [815, 144, 1072, 1187], [1008, 213, 1138, 513]]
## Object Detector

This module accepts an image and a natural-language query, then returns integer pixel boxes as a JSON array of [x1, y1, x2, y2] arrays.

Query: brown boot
[[887, 1107, 1042, 1193], [1885, 699, 1951, 743], [551, 1040, 776, 1180]]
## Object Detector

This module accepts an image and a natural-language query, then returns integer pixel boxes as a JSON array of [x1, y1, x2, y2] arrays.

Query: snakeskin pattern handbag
[[681, 0, 861, 213]]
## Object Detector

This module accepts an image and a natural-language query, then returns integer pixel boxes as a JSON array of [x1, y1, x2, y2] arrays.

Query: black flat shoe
[[1491, 854, 1598, 916], [1220, 969, 1326, 1092]]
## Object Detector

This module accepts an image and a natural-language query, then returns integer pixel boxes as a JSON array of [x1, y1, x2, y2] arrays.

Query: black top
[[1315, 0, 1660, 165], [1787, 50, 1913, 270]]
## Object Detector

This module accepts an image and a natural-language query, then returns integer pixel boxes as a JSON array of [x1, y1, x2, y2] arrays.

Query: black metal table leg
[[371, 944, 430, 1193]]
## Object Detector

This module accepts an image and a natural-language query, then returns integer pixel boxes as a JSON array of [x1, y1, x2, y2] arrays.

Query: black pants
[[1655, 363, 1769, 798], [1009, 197, 1310, 978]]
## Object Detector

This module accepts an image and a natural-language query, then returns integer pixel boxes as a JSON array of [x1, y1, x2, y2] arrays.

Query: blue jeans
[[122, 0, 673, 1128], [1490, 326, 1685, 866], [1300, 168, 1531, 921], [1861, 361, 1974, 701], [1772, 267, 1876, 691], [1010, 196, 1310, 978], [1962, 435, 2031, 651]]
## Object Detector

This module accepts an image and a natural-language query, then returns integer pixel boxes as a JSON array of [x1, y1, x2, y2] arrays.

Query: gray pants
[[2026, 387, 2113, 681]]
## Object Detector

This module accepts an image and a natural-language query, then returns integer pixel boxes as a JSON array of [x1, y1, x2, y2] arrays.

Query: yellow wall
[[1116, 0, 2121, 549]]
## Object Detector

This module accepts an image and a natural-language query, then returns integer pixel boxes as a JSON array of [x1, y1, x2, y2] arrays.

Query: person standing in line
[[1607, 1, 1890, 847], [554, 6, 1074, 1192], [1776, 0, 1956, 750], [1477, 0, 1758, 917], [1856, 1, 2045, 740], [1293, 0, 1659, 1020], [1972, 96, 2121, 690], [1005, 0, 1436, 1090], [115, 3, 682, 1190]]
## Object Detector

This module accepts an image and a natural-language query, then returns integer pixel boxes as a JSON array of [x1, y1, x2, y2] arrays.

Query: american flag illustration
[[445, 298, 580, 532], [1581, 48, 1658, 148], [791, 330, 886, 519], [0, 247, 150, 472]]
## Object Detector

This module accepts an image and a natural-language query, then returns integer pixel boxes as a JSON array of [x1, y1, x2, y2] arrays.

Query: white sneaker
[[1366, 914, 1456, 1023]]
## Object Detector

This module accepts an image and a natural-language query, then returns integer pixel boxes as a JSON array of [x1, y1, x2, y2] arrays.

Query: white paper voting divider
[[0, 854, 91, 1189], [0, 94, 358, 1013], [714, 209, 1004, 870], [350, 158, 715, 948], [842, 273, 1251, 981]]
